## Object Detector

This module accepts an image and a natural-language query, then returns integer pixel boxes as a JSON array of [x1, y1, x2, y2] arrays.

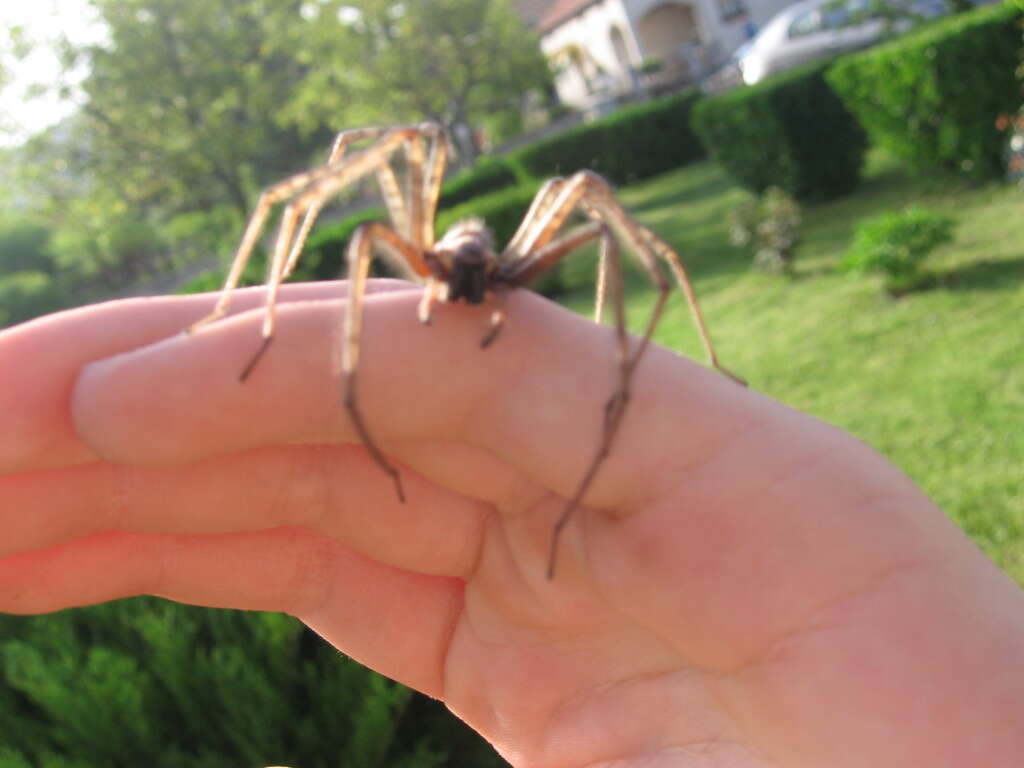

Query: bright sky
[[0, 0, 103, 146]]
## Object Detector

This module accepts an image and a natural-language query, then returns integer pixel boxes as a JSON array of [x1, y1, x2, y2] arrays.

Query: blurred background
[[0, 0, 1021, 765]]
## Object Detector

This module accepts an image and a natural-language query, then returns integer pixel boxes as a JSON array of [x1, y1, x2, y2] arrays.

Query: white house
[[531, 0, 794, 110]]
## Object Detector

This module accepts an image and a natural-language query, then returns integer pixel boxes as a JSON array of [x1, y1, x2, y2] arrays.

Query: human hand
[[2, 281, 1022, 767]]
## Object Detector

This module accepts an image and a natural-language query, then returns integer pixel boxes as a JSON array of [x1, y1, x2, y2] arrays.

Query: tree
[[0, 22, 33, 140], [44, 0, 329, 223], [9, 0, 551, 300], [290, 0, 551, 161]]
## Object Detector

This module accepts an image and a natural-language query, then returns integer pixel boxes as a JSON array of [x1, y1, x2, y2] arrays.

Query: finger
[[0, 280, 415, 473], [73, 287, 764, 510], [0, 443, 486, 577], [0, 527, 461, 696]]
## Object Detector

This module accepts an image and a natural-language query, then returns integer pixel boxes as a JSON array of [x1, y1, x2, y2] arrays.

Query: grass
[[564, 149, 1024, 583]]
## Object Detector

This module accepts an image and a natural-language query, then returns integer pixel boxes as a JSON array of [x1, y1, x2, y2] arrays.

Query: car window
[[788, 9, 823, 37], [822, 3, 850, 28]]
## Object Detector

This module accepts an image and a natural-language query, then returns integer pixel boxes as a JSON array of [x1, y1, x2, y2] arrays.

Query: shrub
[[729, 187, 802, 274], [692, 61, 868, 200], [513, 89, 706, 184], [0, 218, 55, 275], [840, 207, 955, 295], [291, 206, 389, 282], [437, 155, 527, 209], [0, 271, 62, 327], [435, 183, 540, 250], [827, 2, 1023, 179], [0, 600, 503, 767]]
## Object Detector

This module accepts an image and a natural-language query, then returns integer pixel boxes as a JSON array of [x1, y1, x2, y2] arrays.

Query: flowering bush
[[998, 110, 1024, 184], [729, 187, 802, 274]]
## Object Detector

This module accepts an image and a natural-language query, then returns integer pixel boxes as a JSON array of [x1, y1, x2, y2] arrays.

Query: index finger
[[0, 281, 413, 474], [68, 283, 762, 510]]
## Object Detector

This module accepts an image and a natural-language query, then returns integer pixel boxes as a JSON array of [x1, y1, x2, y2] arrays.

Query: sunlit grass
[[567, 149, 1024, 582]]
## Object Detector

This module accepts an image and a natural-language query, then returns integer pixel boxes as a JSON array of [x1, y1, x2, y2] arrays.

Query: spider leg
[[282, 126, 399, 281], [188, 128, 413, 338], [342, 221, 431, 503], [500, 220, 629, 577], [545, 227, 631, 579], [502, 178, 567, 261], [232, 129, 421, 379], [503, 171, 742, 577], [417, 279, 446, 325], [284, 122, 445, 281], [509, 170, 741, 383], [479, 286, 508, 348], [419, 125, 448, 249]]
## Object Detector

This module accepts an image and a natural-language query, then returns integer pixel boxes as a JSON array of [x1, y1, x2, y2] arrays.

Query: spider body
[[426, 218, 499, 306], [188, 122, 741, 578]]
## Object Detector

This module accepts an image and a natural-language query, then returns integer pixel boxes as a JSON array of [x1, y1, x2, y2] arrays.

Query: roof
[[512, 0, 554, 27], [537, 0, 603, 33]]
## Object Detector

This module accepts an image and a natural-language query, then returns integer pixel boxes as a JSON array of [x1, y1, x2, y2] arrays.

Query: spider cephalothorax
[[188, 122, 741, 578], [428, 217, 498, 305]]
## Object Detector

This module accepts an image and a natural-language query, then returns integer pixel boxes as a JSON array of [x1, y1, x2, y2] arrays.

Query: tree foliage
[[42, 0, 328, 222], [7, 0, 551, 299], [287, 0, 551, 160]]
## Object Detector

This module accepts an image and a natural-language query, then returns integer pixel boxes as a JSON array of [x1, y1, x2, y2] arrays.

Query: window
[[717, 0, 747, 21], [787, 9, 823, 37]]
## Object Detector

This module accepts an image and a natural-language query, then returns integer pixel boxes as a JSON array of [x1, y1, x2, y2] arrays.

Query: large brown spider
[[188, 122, 742, 578]]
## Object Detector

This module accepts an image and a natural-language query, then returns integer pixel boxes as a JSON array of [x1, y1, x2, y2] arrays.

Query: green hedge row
[[692, 61, 869, 200], [436, 155, 528, 209], [511, 89, 707, 184], [826, 1, 1023, 179]]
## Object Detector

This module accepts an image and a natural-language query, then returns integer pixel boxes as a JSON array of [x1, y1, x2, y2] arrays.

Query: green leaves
[[692, 62, 868, 200], [296, 0, 550, 158], [826, 2, 1023, 179], [0, 599, 493, 766], [840, 207, 955, 294]]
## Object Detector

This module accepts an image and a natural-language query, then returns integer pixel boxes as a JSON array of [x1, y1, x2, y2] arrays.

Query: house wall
[[540, 0, 795, 109], [540, 0, 644, 110], [624, 0, 755, 71]]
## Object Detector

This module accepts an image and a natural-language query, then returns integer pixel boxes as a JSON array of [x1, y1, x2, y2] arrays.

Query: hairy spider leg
[[502, 170, 743, 576], [503, 177, 567, 260], [232, 129, 416, 380], [342, 221, 432, 504], [281, 126, 400, 281], [235, 125, 446, 382], [501, 220, 630, 578], [188, 128, 410, 340], [332, 124, 451, 502]]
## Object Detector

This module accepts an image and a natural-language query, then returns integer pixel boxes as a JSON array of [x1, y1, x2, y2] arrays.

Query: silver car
[[736, 0, 947, 85]]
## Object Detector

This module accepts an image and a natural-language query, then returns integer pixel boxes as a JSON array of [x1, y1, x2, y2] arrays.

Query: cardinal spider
[[188, 122, 742, 578]]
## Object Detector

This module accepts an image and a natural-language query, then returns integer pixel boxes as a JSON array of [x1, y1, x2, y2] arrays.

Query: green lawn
[[569, 150, 1024, 583]]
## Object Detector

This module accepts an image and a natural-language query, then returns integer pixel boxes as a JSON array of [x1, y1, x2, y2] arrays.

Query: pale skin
[[1, 281, 1023, 768]]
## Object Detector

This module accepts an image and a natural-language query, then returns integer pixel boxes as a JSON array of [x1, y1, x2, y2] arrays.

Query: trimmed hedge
[[437, 155, 528, 209], [826, 2, 1023, 179], [435, 183, 541, 250], [512, 89, 707, 184], [293, 206, 388, 282], [691, 61, 868, 200]]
